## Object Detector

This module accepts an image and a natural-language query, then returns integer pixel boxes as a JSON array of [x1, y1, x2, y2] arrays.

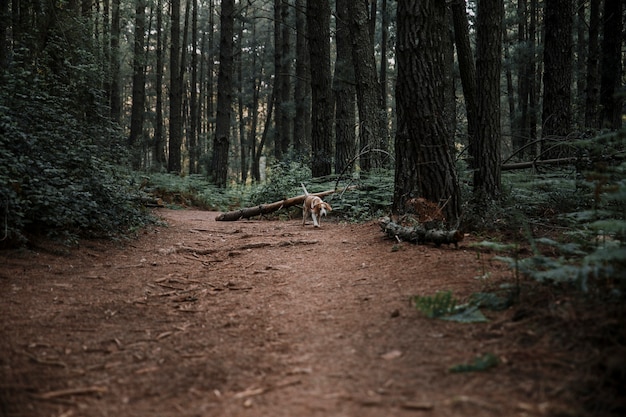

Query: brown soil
[[0, 209, 621, 416]]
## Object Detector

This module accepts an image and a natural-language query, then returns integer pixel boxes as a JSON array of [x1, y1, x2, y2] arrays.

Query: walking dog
[[301, 183, 332, 228]]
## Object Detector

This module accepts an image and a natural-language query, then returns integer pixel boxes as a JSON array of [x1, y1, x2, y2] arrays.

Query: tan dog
[[301, 183, 332, 228]]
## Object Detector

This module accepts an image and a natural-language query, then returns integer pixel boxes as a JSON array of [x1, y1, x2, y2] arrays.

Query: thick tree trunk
[[541, 0, 573, 159], [334, 0, 356, 175], [599, 0, 623, 130], [393, 0, 461, 224], [210, 0, 235, 187], [307, 0, 333, 177], [293, 0, 310, 156], [472, 0, 503, 200]]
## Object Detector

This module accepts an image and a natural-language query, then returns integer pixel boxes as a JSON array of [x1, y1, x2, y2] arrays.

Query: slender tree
[[394, 0, 460, 224], [153, 0, 166, 168], [451, 0, 477, 165], [307, 0, 333, 177], [584, 0, 601, 128], [210, 0, 235, 187], [168, 0, 183, 173], [129, 0, 147, 169], [273, 0, 284, 160], [189, 0, 199, 174], [349, 0, 386, 171], [109, 0, 121, 122]]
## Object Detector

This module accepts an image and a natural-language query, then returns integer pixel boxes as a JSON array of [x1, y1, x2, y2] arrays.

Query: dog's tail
[[301, 183, 309, 196]]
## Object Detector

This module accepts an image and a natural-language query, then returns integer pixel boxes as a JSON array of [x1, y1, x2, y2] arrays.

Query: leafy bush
[[143, 173, 245, 211], [249, 160, 311, 206], [0, 49, 150, 245], [487, 130, 626, 296]]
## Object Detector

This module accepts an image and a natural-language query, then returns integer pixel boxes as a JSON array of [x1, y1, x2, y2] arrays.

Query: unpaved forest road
[[1, 209, 576, 417]]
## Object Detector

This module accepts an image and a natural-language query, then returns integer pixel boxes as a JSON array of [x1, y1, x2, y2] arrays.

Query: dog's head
[[306, 196, 332, 216], [318, 201, 332, 217]]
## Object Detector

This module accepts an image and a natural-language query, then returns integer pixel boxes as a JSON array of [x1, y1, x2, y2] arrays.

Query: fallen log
[[216, 188, 347, 221], [379, 216, 464, 248]]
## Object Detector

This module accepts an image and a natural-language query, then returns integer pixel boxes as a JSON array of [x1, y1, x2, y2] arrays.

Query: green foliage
[[412, 291, 458, 319], [449, 353, 499, 373], [249, 161, 311, 206], [411, 290, 490, 323], [0, 35, 151, 245], [331, 169, 394, 221], [143, 173, 245, 211]]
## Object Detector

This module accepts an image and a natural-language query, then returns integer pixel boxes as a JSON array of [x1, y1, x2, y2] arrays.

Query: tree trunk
[[293, 0, 310, 157], [541, 0, 573, 159], [584, 0, 601, 128], [168, 0, 182, 173], [129, 0, 147, 170], [451, 0, 478, 166], [379, 0, 389, 142], [279, 0, 292, 157], [516, 0, 530, 160], [109, 0, 121, 123], [393, 0, 461, 225], [0, 0, 10, 69], [334, 0, 356, 175], [273, 0, 284, 161], [210, 0, 235, 187], [216, 188, 349, 221], [188, 0, 199, 174], [153, 0, 166, 168], [472, 0, 504, 200], [599, 0, 623, 130], [307, 0, 333, 177], [349, 0, 386, 171]]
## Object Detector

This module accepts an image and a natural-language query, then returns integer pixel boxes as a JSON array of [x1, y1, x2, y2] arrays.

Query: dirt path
[[1, 209, 567, 416]]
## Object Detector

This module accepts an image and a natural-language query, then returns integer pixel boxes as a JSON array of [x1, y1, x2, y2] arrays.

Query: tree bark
[[393, 0, 461, 224], [216, 189, 344, 221], [349, 0, 386, 171], [451, 0, 478, 167], [210, 0, 235, 187], [541, 0, 573, 158], [584, 0, 601, 129], [153, 0, 166, 168], [599, 0, 623, 130], [472, 0, 504, 200], [293, 0, 310, 157], [379, 217, 464, 248], [128, 0, 147, 170], [334, 0, 356, 175], [188, 0, 199, 174], [109, 0, 121, 123], [168, 0, 182, 173], [307, 0, 333, 177]]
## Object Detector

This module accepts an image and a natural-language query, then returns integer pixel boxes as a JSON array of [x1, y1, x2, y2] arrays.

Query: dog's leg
[[312, 211, 319, 227]]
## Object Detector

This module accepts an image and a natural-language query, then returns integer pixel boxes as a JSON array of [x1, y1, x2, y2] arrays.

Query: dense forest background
[[0, 0, 624, 245]]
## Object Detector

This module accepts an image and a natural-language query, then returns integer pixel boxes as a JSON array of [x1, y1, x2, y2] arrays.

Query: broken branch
[[379, 217, 464, 248]]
